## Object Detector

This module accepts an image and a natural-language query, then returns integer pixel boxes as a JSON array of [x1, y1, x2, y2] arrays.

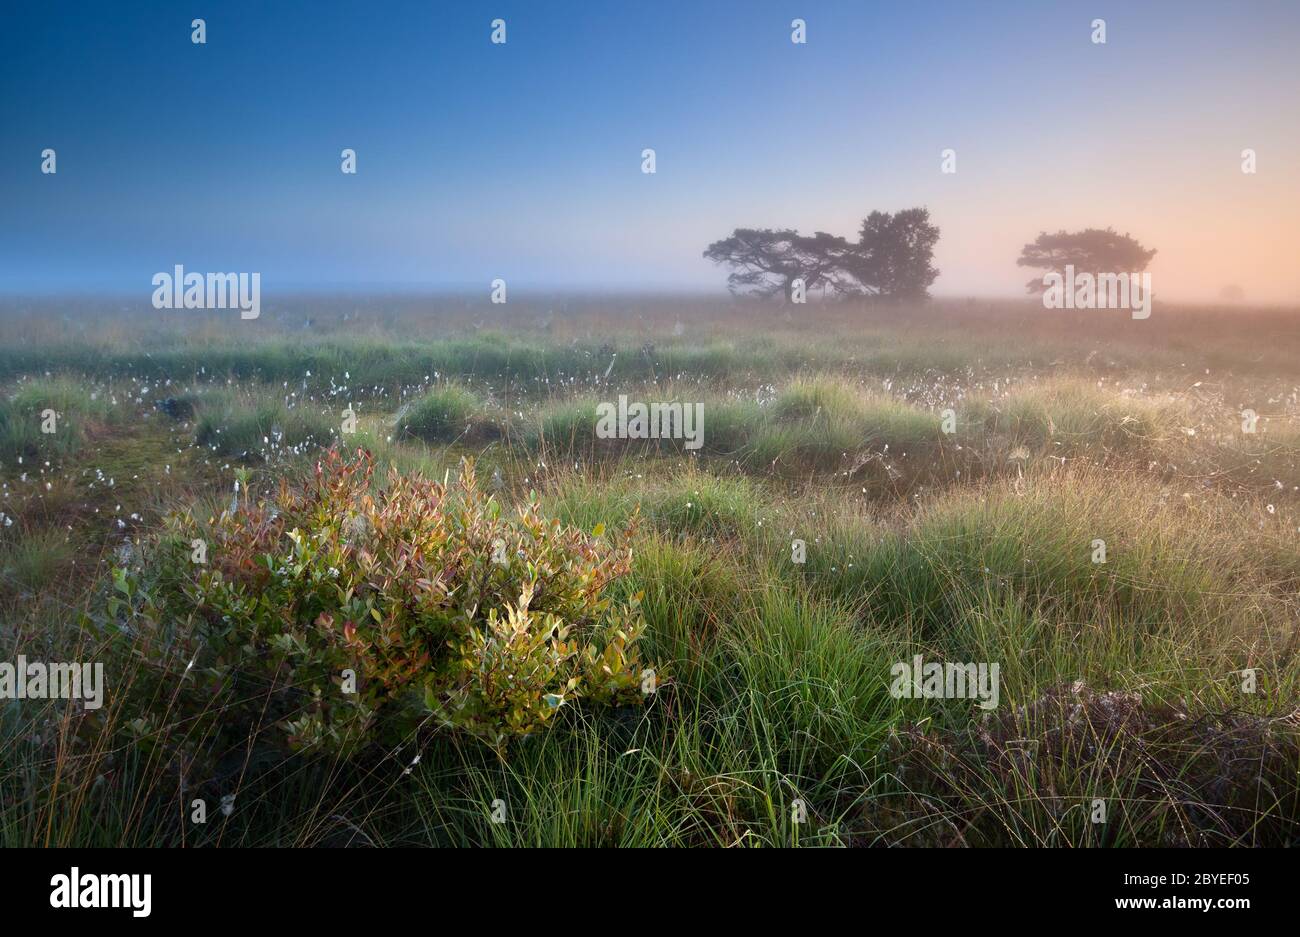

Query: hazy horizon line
[[1, 285, 1295, 309]]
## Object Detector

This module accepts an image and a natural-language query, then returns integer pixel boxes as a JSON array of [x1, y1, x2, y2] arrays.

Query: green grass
[[854, 465, 1283, 640], [0, 527, 77, 595], [988, 379, 1184, 454], [194, 394, 339, 461], [0, 378, 116, 463], [395, 383, 505, 444], [2, 302, 1299, 848], [544, 464, 769, 541]]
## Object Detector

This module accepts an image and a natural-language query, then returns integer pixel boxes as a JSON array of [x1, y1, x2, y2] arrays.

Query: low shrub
[[90, 449, 655, 776]]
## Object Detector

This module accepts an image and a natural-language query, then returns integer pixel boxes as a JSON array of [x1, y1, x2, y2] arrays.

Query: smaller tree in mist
[[837, 208, 941, 302], [1016, 228, 1157, 293], [703, 229, 854, 301]]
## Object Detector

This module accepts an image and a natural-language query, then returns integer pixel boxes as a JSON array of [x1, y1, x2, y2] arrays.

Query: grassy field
[[2, 296, 1298, 847]]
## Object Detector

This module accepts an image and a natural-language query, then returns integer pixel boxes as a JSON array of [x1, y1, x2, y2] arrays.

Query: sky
[[2, 0, 1298, 302]]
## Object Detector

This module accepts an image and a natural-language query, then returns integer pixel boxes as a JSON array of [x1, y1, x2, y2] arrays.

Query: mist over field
[[1, 1, 1298, 876]]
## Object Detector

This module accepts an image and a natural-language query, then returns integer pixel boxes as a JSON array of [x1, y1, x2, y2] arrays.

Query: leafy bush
[[92, 449, 654, 772]]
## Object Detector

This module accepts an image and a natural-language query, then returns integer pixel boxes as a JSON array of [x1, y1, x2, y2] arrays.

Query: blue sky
[[2, 0, 1298, 299]]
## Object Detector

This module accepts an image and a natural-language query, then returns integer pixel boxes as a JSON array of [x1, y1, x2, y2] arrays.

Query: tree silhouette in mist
[[1016, 228, 1156, 293]]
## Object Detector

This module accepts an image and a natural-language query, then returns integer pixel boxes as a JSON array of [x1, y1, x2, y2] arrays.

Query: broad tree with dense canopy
[[701, 229, 854, 302], [1016, 228, 1157, 293]]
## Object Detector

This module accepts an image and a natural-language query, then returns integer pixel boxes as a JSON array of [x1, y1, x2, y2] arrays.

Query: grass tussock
[[193, 393, 338, 461], [0, 378, 116, 462], [395, 382, 509, 444], [886, 681, 1300, 847]]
